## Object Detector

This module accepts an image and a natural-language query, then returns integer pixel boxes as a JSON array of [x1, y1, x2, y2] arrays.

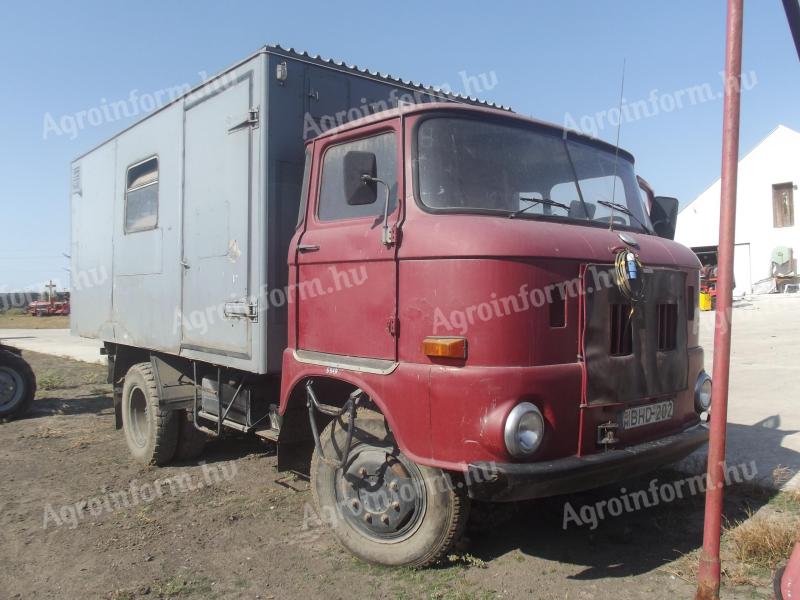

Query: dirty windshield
[[416, 117, 652, 232]]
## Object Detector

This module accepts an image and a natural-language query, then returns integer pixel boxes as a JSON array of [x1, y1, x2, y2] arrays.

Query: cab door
[[294, 124, 401, 361]]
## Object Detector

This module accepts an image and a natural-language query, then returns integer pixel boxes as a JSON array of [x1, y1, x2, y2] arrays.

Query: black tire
[[121, 362, 178, 465], [174, 411, 207, 461], [311, 408, 469, 568], [0, 349, 36, 420]]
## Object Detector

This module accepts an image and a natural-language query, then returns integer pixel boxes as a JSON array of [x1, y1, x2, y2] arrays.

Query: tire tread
[[124, 362, 178, 465], [311, 407, 470, 568], [0, 349, 36, 419]]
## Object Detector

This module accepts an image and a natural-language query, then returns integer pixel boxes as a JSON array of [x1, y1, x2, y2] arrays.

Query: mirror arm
[[362, 175, 395, 248]]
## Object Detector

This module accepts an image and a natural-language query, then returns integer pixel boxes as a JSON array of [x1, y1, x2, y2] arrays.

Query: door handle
[[298, 244, 320, 253]]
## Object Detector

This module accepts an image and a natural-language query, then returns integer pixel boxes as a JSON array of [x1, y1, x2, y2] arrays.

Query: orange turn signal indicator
[[422, 337, 467, 359]]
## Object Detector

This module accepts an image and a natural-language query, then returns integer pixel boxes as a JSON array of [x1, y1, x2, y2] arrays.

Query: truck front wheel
[[311, 408, 469, 568], [121, 362, 178, 465]]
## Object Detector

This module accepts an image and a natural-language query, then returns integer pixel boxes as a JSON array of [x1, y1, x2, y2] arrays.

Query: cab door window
[[318, 133, 397, 221]]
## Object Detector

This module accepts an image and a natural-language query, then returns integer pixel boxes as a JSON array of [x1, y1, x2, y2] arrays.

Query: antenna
[[608, 58, 626, 231]]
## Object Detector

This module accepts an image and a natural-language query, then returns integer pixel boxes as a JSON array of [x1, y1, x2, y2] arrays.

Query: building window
[[318, 133, 397, 222], [773, 182, 795, 228], [125, 157, 159, 233]]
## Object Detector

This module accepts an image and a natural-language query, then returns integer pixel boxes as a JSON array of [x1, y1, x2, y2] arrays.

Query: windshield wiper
[[596, 200, 652, 232], [509, 197, 570, 219]]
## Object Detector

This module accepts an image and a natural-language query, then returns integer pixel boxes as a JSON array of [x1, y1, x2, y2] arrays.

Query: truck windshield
[[416, 117, 653, 232]]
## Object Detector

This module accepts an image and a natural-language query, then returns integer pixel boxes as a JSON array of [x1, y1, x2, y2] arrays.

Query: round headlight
[[695, 372, 712, 412], [504, 402, 545, 458]]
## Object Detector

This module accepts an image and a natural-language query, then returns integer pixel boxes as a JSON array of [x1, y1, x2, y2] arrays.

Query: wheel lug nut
[[350, 500, 359, 510], [388, 481, 398, 491], [359, 468, 368, 477], [392, 501, 400, 511], [381, 514, 390, 525], [364, 514, 372, 524]]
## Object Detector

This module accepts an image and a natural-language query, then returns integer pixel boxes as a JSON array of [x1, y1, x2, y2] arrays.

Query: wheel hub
[[0, 366, 23, 411], [336, 446, 426, 542], [128, 387, 150, 447]]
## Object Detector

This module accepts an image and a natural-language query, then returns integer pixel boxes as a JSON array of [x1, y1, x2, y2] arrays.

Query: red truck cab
[[280, 103, 710, 566]]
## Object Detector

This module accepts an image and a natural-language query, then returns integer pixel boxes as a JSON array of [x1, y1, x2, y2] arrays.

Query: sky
[[1, 0, 798, 291]]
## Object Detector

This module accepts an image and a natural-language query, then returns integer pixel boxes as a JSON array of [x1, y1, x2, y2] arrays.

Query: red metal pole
[[777, 542, 800, 599], [695, 1, 744, 598]]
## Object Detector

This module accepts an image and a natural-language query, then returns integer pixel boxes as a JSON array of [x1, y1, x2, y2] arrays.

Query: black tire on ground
[[174, 411, 207, 461], [311, 408, 469, 568], [0, 349, 37, 420], [120, 362, 178, 465]]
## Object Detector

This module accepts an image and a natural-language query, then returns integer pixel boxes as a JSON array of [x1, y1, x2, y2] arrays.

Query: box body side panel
[[70, 145, 116, 340], [110, 103, 184, 353]]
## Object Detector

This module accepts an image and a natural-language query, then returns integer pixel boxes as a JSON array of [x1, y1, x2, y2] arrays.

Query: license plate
[[622, 400, 674, 430]]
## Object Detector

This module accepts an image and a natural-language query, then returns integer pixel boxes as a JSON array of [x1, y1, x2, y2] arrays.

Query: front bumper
[[466, 423, 709, 502]]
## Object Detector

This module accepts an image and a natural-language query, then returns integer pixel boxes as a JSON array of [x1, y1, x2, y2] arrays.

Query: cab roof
[[312, 102, 636, 163]]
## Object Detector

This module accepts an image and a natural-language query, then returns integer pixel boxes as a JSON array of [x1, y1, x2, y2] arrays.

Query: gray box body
[[70, 46, 503, 374]]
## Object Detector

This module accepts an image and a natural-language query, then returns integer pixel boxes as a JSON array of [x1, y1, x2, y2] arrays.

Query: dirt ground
[[0, 313, 69, 329], [1, 352, 796, 599]]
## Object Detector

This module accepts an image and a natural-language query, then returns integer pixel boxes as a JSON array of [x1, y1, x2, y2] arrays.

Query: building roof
[[679, 125, 800, 215]]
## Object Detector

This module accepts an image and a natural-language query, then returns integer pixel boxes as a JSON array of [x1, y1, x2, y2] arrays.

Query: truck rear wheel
[[0, 349, 36, 420], [311, 408, 469, 568], [121, 362, 178, 465]]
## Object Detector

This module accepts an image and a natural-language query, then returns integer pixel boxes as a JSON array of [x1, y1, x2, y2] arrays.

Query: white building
[[676, 125, 799, 295]]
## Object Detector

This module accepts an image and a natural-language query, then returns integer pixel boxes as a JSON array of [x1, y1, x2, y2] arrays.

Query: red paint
[[27, 300, 70, 316], [695, 2, 744, 599], [282, 102, 706, 480], [779, 543, 800, 599], [295, 120, 402, 360]]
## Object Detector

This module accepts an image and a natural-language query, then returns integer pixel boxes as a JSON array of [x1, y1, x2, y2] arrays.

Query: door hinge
[[224, 299, 258, 322], [386, 316, 399, 337], [227, 107, 259, 133], [382, 223, 401, 248]]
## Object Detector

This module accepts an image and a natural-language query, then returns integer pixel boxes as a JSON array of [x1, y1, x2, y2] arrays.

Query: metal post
[[783, 0, 800, 62], [695, 1, 744, 598]]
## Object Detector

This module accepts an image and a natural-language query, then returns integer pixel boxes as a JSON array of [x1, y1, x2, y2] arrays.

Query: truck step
[[254, 428, 279, 442], [196, 410, 279, 442], [197, 410, 251, 433]]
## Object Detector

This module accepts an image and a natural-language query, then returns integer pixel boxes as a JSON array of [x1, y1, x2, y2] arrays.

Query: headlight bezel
[[694, 371, 713, 413], [503, 402, 545, 458]]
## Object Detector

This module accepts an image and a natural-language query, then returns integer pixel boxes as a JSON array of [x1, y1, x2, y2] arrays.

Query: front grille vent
[[610, 304, 633, 356], [657, 303, 678, 351]]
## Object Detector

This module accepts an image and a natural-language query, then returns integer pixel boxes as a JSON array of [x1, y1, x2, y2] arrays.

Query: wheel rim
[[0, 366, 24, 411], [335, 444, 427, 543], [127, 387, 150, 447]]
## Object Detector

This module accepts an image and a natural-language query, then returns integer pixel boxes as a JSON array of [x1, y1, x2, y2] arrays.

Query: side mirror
[[651, 196, 679, 240], [343, 151, 377, 205]]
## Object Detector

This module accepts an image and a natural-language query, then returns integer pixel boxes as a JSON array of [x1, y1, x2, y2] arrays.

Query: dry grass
[[665, 491, 800, 589], [0, 313, 69, 329], [773, 465, 796, 488], [727, 510, 799, 570], [23, 426, 67, 440], [38, 371, 67, 390], [82, 371, 105, 385]]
